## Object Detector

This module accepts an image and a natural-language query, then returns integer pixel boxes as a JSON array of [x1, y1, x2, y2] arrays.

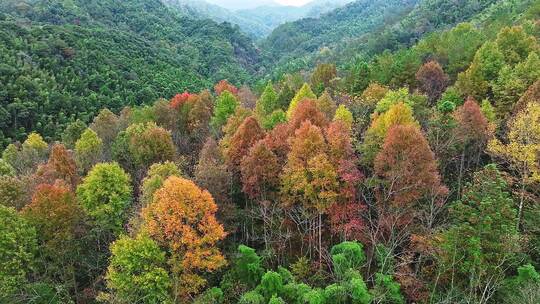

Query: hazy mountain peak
[[205, 0, 281, 10]]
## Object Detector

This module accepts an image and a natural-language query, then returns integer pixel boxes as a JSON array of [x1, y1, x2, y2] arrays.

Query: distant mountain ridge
[[260, 0, 512, 75], [0, 0, 261, 143], [162, 0, 353, 38]]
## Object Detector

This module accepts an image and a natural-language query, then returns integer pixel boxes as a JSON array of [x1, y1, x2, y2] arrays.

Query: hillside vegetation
[[0, 1, 539, 303], [163, 0, 353, 39], [0, 0, 259, 145], [261, 0, 528, 75]]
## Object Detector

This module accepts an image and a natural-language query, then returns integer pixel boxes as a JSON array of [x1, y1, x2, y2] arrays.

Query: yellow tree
[[142, 176, 226, 301], [280, 121, 338, 262], [488, 102, 540, 228]]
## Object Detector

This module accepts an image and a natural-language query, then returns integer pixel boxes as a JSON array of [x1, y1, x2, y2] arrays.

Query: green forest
[[0, 0, 539, 303]]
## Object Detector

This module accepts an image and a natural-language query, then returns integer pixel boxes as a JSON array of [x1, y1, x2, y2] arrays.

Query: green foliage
[[499, 264, 540, 303], [256, 82, 279, 117], [286, 83, 316, 118], [123, 122, 176, 169], [330, 241, 366, 279], [262, 110, 287, 130], [258, 271, 284, 299], [323, 284, 347, 303], [375, 88, 412, 114], [234, 245, 265, 288], [0, 159, 15, 176], [236, 242, 372, 304], [23, 282, 74, 304], [3, 133, 49, 174], [211, 91, 240, 132], [239, 290, 265, 304], [0, 205, 37, 299], [302, 289, 326, 304], [105, 234, 172, 304], [480, 99, 497, 123], [74, 128, 103, 174], [194, 287, 224, 304], [61, 120, 87, 150], [437, 87, 463, 113], [140, 161, 182, 206], [344, 60, 371, 95], [76, 162, 132, 235], [439, 164, 520, 296], [496, 25, 538, 65], [493, 51, 540, 117], [268, 295, 286, 304], [347, 273, 372, 304], [2, 144, 18, 170], [0, 176, 26, 210], [263, 0, 499, 75], [0, 1, 537, 303], [0, 0, 258, 143], [415, 22, 485, 78], [372, 273, 405, 304], [291, 256, 311, 283]]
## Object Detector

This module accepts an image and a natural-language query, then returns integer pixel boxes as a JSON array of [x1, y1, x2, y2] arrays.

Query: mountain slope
[[261, 0, 419, 64], [236, 0, 353, 37], [163, 0, 353, 39], [261, 0, 506, 73], [0, 0, 260, 144], [161, 0, 274, 38]]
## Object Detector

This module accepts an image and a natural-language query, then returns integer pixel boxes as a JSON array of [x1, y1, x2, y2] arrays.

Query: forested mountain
[[236, 0, 354, 37], [162, 0, 353, 39], [161, 0, 274, 38], [0, 0, 539, 303], [261, 0, 518, 74], [0, 0, 259, 145]]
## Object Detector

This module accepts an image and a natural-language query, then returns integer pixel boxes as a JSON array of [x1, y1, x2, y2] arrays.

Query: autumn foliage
[[375, 124, 446, 206], [416, 60, 449, 103], [214, 79, 238, 96], [142, 176, 226, 298], [241, 140, 280, 200], [170, 91, 194, 109], [226, 116, 265, 173]]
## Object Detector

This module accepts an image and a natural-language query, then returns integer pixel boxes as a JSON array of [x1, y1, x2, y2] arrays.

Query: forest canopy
[[0, 0, 539, 303]]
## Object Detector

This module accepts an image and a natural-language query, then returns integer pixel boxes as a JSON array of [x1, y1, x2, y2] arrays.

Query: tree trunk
[[457, 150, 465, 198], [318, 212, 322, 267]]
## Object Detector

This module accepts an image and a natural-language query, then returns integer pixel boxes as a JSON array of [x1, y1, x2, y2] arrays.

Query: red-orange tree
[[375, 125, 446, 208], [288, 99, 329, 132], [240, 140, 282, 251], [280, 121, 338, 260], [325, 121, 366, 241], [241, 140, 280, 201], [416, 60, 449, 103], [214, 79, 238, 96], [374, 124, 447, 250], [22, 183, 81, 284], [263, 123, 291, 164], [453, 97, 494, 195], [142, 176, 226, 300], [35, 144, 78, 189], [226, 116, 265, 174]]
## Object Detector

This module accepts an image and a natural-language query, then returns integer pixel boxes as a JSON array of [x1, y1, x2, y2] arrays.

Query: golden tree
[[142, 176, 226, 301], [488, 102, 540, 227]]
